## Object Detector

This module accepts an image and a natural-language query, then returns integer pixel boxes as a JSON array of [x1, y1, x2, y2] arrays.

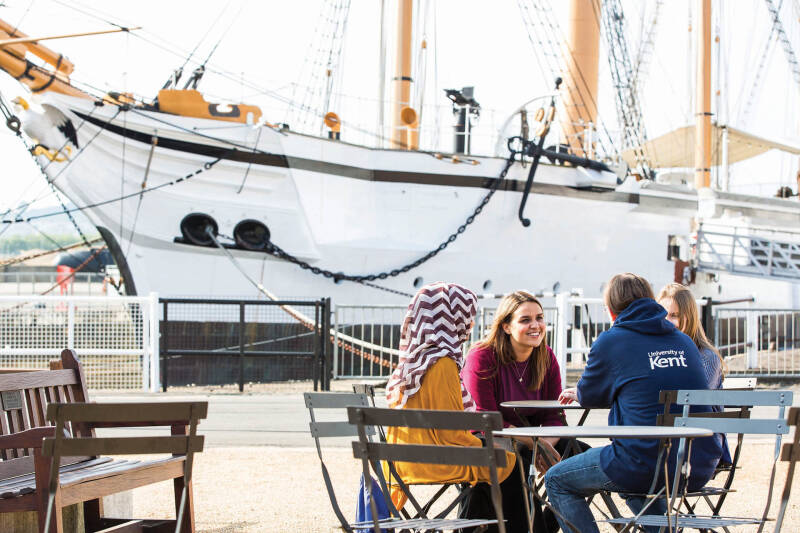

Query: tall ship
[[1, 1, 799, 306]]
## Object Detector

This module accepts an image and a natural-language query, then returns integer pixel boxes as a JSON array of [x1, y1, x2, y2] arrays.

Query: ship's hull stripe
[[74, 110, 640, 204]]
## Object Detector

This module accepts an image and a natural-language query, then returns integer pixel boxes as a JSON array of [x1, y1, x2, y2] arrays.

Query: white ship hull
[[24, 95, 800, 306]]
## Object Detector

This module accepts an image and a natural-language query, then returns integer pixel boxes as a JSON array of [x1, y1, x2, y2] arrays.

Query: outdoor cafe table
[[494, 425, 715, 533], [500, 400, 593, 426]]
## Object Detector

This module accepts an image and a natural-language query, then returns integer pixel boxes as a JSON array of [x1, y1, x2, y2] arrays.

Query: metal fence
[[333, 305, 404, 380], [332, 295, 800, 384], [714, 308, 800, 377], [0, 272, 110, 296], [160, 298, 331, 391], [0, 294, 159, 390]]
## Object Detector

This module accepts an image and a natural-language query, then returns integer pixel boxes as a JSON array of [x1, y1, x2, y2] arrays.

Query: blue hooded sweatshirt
[[577, 297, 723, 493]]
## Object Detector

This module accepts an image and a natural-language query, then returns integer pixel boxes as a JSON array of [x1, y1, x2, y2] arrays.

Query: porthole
[[552, 281, 561, 293], [413, 277, 424, 288], [482, 279, 492, 291]]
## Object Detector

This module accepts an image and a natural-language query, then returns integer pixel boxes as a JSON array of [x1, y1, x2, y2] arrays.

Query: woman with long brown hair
[[461, 291, 563, 445], [461, 290, 566, 532]]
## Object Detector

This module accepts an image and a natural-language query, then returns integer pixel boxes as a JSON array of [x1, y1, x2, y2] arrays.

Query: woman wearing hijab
[[385, 282, 526, 533]]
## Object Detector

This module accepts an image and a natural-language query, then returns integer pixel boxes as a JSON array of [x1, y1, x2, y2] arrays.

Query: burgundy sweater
[[461, 344, 564, 428]]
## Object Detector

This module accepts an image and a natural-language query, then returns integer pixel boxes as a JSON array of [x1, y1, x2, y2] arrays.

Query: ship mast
[[695, 0, 712, 189], [560, 0, 601, 157], [390, 0, 418, 150]]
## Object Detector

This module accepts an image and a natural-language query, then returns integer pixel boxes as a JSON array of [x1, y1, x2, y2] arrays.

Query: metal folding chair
[[305, 391, 374, 532], [604, 389, 793, 532], [773, 406, 800, 533], [347, 405, 509, 533]]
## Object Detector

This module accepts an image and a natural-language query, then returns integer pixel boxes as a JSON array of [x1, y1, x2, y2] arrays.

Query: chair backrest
[[42, 402, 207, 459], [347, 406, 507, 533], [668, 389, 793, 527], [0, 349, 90, 479], [722, 377, 758, 390], [669, 389, 792, 436], [774, 407, 800, 533], [304, 392, 373, 533]]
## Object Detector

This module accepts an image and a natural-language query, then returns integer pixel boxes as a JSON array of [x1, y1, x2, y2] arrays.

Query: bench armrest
[[0, 427, 56, 450]]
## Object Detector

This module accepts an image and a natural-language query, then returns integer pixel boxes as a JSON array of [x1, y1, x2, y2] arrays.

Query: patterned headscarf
[[386, 282, 478, 410]]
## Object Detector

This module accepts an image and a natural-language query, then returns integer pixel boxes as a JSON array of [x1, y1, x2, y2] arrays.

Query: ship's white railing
[[696, 226, 800, 282], [0, 294, 159, 391]]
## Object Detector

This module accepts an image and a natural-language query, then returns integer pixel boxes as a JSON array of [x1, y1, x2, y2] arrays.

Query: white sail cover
[[622, 123, 800, 168]]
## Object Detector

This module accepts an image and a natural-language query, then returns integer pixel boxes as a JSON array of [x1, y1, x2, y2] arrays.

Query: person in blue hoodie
[[543, 273, 723, 533]]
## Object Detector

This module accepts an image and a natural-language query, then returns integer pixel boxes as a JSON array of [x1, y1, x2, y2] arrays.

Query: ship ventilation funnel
[[234, 219, 271, 251], [180, 213, 218, 246]]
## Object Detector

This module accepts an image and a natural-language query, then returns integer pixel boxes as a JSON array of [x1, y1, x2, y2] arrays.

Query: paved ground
[[93, 380, 800, 447]]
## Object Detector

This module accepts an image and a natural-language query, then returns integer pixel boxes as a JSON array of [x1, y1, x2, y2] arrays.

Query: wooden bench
[[0, 348, 207, 533]]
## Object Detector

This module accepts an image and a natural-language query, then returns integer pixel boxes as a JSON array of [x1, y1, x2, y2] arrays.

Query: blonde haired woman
[[656, 283, 726, 389], [657, 283, 732, 465]]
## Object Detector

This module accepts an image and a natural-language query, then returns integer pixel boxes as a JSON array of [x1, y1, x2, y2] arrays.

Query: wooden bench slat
[[59, 457, 184, 488], [43, 436, 205, 457], [0, 370, 79, 391], [46, 402, 209, 424]]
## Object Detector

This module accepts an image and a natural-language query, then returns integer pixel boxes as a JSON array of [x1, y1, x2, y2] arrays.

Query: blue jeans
[[543, 446, 666, 533]]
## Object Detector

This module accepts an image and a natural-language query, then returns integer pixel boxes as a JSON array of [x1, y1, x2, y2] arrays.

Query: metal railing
[[332, 294, 800, 384], [332, 305, 404, 380], [714, 307, 800, 377], [0, 294, 159, 390], [696, 226, 800, 282], [160, 297, 331, 391], [0, 271, 111, 295]]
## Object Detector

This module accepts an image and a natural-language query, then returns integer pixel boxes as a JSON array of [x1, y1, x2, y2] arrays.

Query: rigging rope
[[0, 237, 102, 268], [1, 148, 228, 225]]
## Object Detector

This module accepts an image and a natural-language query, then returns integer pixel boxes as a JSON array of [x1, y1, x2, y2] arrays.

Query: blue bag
[[355, 474, 390, 532]]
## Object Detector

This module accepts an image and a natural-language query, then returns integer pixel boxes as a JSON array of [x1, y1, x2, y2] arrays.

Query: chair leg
[[34, 453, 63, 533], [174, 475, 195, 533]]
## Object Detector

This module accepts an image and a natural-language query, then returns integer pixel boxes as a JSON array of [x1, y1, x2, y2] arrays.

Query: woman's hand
[[534, 438, 561, 476], [558, 387, 578, 405], [505, 425, 535, 451]]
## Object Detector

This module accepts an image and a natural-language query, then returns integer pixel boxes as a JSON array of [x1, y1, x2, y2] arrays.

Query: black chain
[[264, 153, 516, 286]]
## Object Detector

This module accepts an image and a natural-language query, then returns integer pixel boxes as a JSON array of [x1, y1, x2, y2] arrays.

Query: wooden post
[[694, 0, 712, 189], [390, 0, 416, 149], [560, 0, 601, 156]]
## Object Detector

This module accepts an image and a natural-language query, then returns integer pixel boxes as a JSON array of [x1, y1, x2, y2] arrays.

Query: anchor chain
[[263, 152, 517, 287]]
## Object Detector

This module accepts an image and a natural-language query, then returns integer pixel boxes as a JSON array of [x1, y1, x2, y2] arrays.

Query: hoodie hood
[[613, 297, 675, 336]]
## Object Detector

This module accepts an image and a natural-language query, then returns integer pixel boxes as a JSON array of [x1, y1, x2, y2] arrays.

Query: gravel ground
[[126, 441, 799, 532]]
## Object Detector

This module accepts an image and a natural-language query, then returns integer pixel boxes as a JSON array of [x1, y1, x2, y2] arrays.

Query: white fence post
[[746, 309, 759, 369], [67, 301, 75, 349], [332, 304, 339, 379], [555, 292, 568, 389], [149, 292, 160, 392]]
